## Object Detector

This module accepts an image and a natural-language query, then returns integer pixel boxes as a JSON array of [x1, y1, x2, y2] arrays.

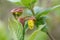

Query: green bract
[[8, 16, 23, 40]]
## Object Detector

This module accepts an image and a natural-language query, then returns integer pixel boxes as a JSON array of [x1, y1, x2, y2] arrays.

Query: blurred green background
[[0, 0, 60, 40]]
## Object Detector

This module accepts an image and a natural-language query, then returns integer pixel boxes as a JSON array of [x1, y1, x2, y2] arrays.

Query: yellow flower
[[28, 20, 34, 30]]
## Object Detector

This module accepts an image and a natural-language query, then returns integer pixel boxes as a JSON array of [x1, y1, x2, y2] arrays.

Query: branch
[[47, 32, 55, 40]]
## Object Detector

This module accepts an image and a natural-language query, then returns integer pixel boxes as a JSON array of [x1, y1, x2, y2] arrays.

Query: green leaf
[[14, 2, 22, 6], [28, 30, 48, 40], [24, 21, 28, 32], [35, 16, 48, 32], [8, 16, 23, 40], [9, 0, 36, 8], [41, 26, 47, 32], [36, 5, 60, 19], [35, 16, 47, 28], [38, 24, 48, 32], [21, 0, 36, 8]]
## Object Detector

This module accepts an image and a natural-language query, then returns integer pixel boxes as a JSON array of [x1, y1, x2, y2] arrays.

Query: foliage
[[8, 0, 60, 40], [28, 30, 48, 40], [8, 16, 23, 40]]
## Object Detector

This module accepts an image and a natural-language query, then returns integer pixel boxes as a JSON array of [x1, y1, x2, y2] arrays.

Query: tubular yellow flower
[[28, 20, 34, 30]]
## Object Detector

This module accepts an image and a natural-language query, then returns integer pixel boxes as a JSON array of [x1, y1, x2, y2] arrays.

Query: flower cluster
[[11, 8, 36, 30]]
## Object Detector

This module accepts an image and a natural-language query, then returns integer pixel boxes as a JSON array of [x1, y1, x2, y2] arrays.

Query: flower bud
[[18, 17, 25, 26], [11, 7, 23, 19]]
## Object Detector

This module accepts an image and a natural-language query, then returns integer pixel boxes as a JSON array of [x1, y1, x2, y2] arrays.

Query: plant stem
[[22, 27, 25, 40], [47, 32, 55, 40], [31, 8, 35, 16]]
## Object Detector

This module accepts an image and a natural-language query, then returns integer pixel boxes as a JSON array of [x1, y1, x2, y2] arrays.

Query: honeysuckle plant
[[8, 0, 60, 40]]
